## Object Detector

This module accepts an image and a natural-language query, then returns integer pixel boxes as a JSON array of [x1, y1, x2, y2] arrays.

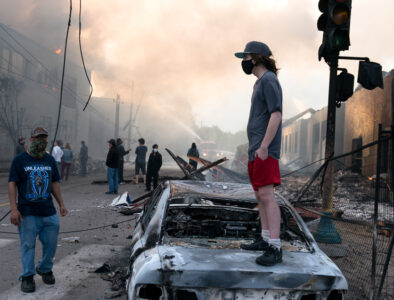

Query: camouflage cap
[[31, 127, 49, 138]]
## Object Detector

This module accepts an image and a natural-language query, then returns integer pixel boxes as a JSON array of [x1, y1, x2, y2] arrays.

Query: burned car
[[127, 180, 347, 300]]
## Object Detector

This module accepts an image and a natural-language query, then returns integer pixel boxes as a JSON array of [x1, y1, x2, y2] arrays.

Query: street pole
[[127, 103, 133, 162], [114, 94, 120, 139], [314, 56, 342, 244]]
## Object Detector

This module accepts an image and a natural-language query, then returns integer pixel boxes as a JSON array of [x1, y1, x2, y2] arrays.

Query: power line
[[78, 0, 93, 111], [0, 215, 139, 235], [50, 0, 72, 152], [281, 158, 326, 178]]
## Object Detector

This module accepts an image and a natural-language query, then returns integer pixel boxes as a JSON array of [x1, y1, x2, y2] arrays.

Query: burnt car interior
[[160, 194, 311, 252]]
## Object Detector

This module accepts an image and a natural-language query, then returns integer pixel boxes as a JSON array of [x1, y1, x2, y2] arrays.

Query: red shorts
[[248, 156, 281, 191]]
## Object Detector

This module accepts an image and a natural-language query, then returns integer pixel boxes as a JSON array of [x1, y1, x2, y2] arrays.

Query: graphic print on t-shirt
[[24, 165, 52, 201]]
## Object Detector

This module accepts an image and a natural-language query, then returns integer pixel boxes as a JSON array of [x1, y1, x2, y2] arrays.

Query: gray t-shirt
[[247, 71, 282, 161], [135, 145, 147, 164]]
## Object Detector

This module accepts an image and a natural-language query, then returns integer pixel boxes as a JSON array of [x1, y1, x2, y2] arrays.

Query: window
[[11, 52, 24, 75], [313, 123, 320, 146], [294, 132, 298, 153], [1, 48, 10, 74], [285, 135, 288, 153], [321, 121, 327, 140]]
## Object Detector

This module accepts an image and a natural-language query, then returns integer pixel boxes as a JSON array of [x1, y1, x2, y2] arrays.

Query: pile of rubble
[[277, 170, 393, 223]]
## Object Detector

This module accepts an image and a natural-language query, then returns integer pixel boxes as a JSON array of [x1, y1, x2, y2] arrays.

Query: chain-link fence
[[278, 125, 393, 300]]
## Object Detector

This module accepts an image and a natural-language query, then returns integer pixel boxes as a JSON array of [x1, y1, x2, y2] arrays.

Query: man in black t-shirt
[[8, 127, 68, 293]]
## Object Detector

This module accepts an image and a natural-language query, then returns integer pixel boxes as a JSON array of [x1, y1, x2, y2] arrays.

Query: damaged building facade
[[281, 70, 393, 177], [0, 24, 129, 169]]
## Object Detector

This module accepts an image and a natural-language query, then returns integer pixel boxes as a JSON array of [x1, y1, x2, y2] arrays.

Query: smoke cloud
[[1, 0, 393, 145]]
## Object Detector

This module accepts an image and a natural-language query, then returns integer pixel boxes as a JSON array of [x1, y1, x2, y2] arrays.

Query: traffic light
[[336, 69, 354, 103], [318, 0, 352, 62]]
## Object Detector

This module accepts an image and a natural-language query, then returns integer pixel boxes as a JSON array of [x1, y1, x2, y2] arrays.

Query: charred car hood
[[131, 245, 347, 291]]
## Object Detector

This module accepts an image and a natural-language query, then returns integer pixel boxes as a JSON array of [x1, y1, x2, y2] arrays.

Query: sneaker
[[113, 191, 119, 195], [240, 237, 270, 251], [255, 245, 282, 266], [105, 191, 113, 194], [21, 275, 35, 293], [36, 267, 55, 285]]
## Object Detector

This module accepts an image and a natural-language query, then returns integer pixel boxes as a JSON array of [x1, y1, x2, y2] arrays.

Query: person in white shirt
[[51, 140, 63, 175]]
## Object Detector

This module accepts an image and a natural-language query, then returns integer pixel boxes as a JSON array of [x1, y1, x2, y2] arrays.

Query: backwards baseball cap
[[234, 41, 272, 59], [31, 127, 49, 138]]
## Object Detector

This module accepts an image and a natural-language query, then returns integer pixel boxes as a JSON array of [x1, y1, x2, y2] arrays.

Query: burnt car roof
[[169, 180, 285, 205]]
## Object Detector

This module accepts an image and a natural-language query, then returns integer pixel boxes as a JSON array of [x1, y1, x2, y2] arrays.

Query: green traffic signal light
[[318, 0, 352, 62]]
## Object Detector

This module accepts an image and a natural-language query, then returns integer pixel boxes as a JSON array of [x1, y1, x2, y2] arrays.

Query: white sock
[[261, 230, 270, 241], [268, 238, 281, 250]]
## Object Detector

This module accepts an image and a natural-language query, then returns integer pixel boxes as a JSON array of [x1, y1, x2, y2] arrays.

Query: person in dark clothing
[[135, 138, 148, 184], [8, 127, 68, 293], [145, 144, 162, 191], [15, 137, 26, 156], [79, 141, 88, 177], [187, 142, 199, 170], [116, 138, 130, 184], [105, 139, 119, 194]]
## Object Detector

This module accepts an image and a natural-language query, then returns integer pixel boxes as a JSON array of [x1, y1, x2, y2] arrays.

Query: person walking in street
[[145, 144, 162, 191], [135, 138, 147, 185], [8, 126, 68, 293], [105, 139, 119, 194], [235, 41, 283, 266], [15, 137, 26, 156], [51, 140, 63, 175], [116, 138, 130, 184], [60, 143, 73, 181], [79, 141, 88, 177], [187, 142, 200, 170]]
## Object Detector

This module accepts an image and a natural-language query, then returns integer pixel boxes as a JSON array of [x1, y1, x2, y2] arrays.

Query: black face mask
[[242, 59, 255, 75]]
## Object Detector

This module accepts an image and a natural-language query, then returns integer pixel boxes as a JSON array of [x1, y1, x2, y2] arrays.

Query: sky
[[0, 0, 393, 133]]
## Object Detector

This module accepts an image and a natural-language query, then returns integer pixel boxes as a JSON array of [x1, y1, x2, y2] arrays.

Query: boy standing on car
[[235, 41, 283, 266]]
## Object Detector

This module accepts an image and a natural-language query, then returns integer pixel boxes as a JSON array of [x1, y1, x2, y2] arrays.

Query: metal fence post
[[370, 124, 382, 300]]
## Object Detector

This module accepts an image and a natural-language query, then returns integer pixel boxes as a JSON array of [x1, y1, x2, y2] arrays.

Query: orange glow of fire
[[368, 177, 373, 181], [55, 48, 62, 54]]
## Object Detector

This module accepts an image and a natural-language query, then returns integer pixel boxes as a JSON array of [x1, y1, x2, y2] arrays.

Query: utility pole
[[322, 57, 338, 212], [114, 94, 120, 139], [127, 103, 133, 161]]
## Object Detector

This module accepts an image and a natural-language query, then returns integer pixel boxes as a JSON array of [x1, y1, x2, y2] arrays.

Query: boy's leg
[[255, 184, 282, 266], [143, 164, 147, 184], [18, 216, 40, 280], [257, 185, 280, 239], [37, 215, 60, 273]]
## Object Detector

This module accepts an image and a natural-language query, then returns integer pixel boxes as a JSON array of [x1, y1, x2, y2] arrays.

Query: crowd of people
[[105, 138, 164, 194]]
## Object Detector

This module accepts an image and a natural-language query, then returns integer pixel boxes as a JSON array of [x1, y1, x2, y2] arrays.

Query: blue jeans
[[18, 214, 59, 280], [107, 167, 118, 193]]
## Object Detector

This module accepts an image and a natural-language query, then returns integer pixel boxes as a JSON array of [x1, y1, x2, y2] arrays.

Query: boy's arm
[[256, 111, 282, 160]]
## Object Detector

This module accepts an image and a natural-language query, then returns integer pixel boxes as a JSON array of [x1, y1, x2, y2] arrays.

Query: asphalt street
[[0, 169, 160, 300]]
